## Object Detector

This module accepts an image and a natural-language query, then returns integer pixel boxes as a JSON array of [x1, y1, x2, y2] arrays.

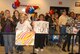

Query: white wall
[[0, 0, 80, 15]]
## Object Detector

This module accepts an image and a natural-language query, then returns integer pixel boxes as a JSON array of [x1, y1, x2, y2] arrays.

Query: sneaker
[[15, 50, 19, 53], [10, 52, 13, 54], [57, 44, 61, 48], [19, 51, 23, 54], [76, 42, 79, 45], [35, 49, 39, 52], [67, 49, 70, 52], [62, 48, 66, 52], [40, 49, 44, 52]]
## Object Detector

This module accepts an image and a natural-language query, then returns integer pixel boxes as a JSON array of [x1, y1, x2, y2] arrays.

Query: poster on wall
[[75, 2, 80, 7], [34, 21, 49, 34], [15, 30, 35, 45]]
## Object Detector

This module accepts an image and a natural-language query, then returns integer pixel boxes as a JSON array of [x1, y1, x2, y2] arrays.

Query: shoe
[[68, 49, 70, 52], [15, 50, 19, 53], [76, 42, 79, 45], [19, 51, 23, 54], [57, 44, 61, 48], [1, 44, 4, 46], [35, 49, 39, 52], [40, 49, 44, 52], [62, 48, 66, 52], [10, 52, 13, 54]]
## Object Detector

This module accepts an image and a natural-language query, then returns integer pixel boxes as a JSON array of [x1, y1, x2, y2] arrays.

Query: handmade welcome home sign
[[15, 30, 35, 45], [34, 21, 49, 34]]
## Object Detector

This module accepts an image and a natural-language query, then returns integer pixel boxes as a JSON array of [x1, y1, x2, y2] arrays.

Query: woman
[[16, 13, 32, 54], [49, 14, 56, 41], [55, 13, 60, 34], [12, 10, 20, 53], [1, 10, 14, 54], [34, 14, 46, 52], [12, 10, 20, 28]]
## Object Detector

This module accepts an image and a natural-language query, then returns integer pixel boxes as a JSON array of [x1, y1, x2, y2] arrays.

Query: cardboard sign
[[34, 21, 49, 34], [15, 30, 35, 45]]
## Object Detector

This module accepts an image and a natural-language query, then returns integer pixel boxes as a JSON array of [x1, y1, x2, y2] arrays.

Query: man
[[58, 11, 67, 47]]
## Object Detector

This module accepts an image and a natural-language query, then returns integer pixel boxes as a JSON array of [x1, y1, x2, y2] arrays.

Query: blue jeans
[[60, 25, 66, 34], [49, 27, 54, 41], [3, 34, 13, 53], [59, 25, 66, 44]]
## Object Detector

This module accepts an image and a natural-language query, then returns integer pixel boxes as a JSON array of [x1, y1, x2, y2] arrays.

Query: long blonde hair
[[19, 13, 25, 23]]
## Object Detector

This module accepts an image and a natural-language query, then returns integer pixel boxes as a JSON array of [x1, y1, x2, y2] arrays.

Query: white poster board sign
[[34, 21, 49, 34], [15, 30, 35, 45]]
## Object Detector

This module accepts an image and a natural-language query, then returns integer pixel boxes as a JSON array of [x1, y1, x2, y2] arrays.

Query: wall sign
[[75, 2, 80, 7]]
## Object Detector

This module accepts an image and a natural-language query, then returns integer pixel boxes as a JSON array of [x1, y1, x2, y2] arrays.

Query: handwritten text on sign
[[34, 21, 49, 34]]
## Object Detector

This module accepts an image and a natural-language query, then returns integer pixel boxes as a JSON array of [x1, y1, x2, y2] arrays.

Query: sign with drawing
[[34, 21, 49, 34]]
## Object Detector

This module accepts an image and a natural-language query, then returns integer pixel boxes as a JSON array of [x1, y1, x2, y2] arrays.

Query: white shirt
[[16, 20, 32, 32]]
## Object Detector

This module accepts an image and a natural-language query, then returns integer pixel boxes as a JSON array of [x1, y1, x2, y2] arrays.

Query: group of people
[[0, 10, 48, 54], [45, 11, 80, 52], [0, 9, 80, 54]]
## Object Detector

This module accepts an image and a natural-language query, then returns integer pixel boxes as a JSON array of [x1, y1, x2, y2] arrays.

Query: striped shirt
[[66, 17, 74, 34], [77, 21, 80, 30]]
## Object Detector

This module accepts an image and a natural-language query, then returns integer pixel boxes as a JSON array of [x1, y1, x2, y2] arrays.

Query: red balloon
[[25, 7, 30, 13], [15, 1, 20, 7], [49, 10, 54, 15], [33, 6, 39, 9]]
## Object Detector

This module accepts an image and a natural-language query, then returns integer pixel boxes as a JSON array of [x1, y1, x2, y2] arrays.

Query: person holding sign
[[16, 13, 33, 54], [34, 14, 49, 52]]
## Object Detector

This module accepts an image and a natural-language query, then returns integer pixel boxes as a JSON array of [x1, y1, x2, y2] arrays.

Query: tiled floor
[[0, 45, 79, 54]]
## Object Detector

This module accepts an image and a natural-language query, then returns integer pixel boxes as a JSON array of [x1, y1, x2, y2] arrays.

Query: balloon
[[12, 3, 17, 9], [33, 6, 39, 10], [29, 7, 34, 14], [15, 1, 20, 7], [49, 10, 54, 15], [25, 7, 30, 13]]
